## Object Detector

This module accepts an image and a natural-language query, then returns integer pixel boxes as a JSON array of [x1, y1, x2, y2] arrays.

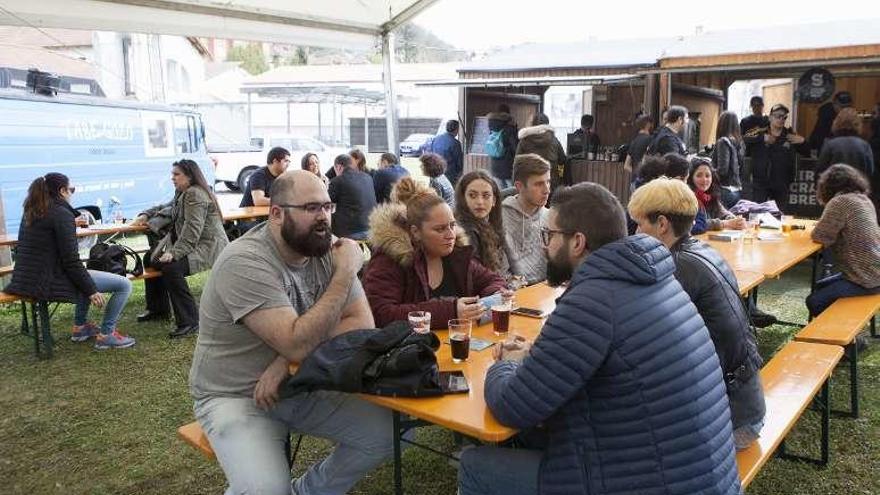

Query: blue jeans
[[194, 391, 397, 495], [458, 446, 542, 495], [75, 270, 132, 334], [806, 272, 880, 317]]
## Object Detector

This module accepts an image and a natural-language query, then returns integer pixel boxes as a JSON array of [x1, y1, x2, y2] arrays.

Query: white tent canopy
[[0, 0, 438, 49], [0, 0, 440, 149]]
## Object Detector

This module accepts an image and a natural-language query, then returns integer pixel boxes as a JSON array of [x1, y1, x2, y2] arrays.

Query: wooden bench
[[736, 341, 843, 489], [793, 294, 880, 418], [178, 421, 216, 459]]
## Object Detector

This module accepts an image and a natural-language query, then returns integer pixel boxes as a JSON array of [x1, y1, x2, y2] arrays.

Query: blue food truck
[[0, 68, 213, 237]]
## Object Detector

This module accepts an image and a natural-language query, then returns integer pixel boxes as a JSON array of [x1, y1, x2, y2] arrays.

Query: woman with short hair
[[816, 108, 875, 181], [133, 159, 228, 338], [7, 173, 135, 349], [420, 152, 456, 208], [363, 181, 506, 330], [807, 164, 880, 317], [454, 170, 514, 278]]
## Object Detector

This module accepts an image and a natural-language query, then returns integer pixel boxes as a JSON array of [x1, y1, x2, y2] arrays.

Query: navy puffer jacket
[[485, 234, 741, 495]]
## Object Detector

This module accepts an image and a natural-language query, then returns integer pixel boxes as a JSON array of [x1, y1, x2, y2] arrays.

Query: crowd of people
[[4, 96, 879, 494]]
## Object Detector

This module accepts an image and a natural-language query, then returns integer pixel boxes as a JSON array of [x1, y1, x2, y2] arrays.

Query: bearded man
[[457, 182, 742, 495], [189, 170, 396, 495]]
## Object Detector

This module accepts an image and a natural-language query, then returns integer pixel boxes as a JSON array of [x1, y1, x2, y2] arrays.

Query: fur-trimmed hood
[[518, 124, 555, 140], [367, 202, 470, 268]]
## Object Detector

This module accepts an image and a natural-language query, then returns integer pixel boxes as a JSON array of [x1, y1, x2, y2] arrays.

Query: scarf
[[695, 189, 713, 210]]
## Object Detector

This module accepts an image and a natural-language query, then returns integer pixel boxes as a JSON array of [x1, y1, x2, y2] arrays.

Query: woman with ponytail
[[7, 173, 135, 349], [363, 177, 507, 330]]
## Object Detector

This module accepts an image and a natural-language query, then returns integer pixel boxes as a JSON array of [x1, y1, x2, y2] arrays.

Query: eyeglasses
[[276, 202, 336, 215], [770, 113, 788, 120], [540, 227, 573, 246]]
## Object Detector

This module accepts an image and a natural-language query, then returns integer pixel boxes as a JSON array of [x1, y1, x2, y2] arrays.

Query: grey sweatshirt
[[501, 195, 548, 285]]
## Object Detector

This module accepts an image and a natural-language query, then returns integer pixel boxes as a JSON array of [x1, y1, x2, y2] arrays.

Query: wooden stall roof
[[658, 44, 880, 72]]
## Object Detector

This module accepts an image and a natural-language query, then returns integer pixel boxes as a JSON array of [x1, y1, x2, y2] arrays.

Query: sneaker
[[71, 323, 100, 342], [94, 330, 136, 350]]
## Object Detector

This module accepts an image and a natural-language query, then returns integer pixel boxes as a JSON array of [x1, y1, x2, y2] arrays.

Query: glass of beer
[[448, 319, 472, 363], [408, 311, 431, 334], [492, 303, 511, 335]]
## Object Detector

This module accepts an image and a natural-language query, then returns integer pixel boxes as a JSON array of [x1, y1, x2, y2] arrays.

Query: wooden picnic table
[[0, 206, 270, 248], [697, 221, 821, 279]]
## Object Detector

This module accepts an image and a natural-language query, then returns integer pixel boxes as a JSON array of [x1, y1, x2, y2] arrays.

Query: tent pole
[[382, 31, 399, 154]]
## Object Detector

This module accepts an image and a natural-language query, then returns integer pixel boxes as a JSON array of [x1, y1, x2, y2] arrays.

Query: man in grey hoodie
[[502, 154, 551, 285]]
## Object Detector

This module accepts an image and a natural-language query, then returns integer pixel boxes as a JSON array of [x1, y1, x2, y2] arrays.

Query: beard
[[545, 245, 574, 287], [280, 213, 332, 258]]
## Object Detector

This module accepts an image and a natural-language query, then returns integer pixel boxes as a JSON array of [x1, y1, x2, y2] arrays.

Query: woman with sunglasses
[[363, 178, 507, 330], [132, 160, 228, 338], [7, 173, 135, 349]]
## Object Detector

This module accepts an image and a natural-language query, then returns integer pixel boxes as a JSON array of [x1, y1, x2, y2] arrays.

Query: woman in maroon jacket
[[363, 178, 507, 330]]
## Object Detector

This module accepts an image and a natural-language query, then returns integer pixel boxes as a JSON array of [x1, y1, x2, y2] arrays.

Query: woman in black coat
[[7, 173, 135, 349]]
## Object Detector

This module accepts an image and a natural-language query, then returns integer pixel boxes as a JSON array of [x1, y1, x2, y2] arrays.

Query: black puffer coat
[[7, 199, 97, 302]]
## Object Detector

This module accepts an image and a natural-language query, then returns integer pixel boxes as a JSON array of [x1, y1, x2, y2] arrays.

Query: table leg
[[393, 411, 403, 495]]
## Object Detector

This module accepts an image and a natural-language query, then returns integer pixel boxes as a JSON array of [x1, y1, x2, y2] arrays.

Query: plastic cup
[[408, 311, 431, 334], [448, 319, 472, 363]]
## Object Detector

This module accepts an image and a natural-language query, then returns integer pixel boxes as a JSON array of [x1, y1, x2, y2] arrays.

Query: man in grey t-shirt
[[190, 170, 394, 495]]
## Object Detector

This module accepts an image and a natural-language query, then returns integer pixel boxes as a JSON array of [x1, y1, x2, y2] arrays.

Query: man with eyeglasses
[[750, 103, 805, 210], [190, 169, 396, 495], [328, 153, 377, 241], [458, 182, 741, 495]]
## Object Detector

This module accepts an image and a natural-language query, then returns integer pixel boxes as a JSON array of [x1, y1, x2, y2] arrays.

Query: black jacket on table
[[7, 199, 97, 303]]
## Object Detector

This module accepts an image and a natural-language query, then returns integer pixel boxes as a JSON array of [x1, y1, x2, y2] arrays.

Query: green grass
[[0, 259, 878, 494]]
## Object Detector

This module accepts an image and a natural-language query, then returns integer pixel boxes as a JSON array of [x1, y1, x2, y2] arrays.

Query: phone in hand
[[512, 307, 545, 318]]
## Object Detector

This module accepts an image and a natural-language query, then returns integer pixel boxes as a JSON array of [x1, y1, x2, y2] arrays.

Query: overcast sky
[[415, 0, 879, 51]]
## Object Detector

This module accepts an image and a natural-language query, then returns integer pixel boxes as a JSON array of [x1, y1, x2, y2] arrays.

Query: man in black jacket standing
[[648, 106, 688, 156], [328, 154, 377, 240], [740, 96, 769, 158]]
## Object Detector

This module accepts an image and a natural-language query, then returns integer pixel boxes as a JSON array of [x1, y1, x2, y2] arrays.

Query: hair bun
[[391, 177, 436, 205]]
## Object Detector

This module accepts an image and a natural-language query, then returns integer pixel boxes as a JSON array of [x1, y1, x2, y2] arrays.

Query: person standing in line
[[740, 96, 769, 158], [420, 152, 456, 209], [487, 104, 519, 188], [815, 107, 874, 181], [431, 120, 464, 186], [624, 114, 654, 177], [749, 104, 805, 210], [372, 152, 410, 203], [327, 154, 377, 241], [516, 113, 567, 200], [647, 106, 688, 156], [569, 114, 601, 156], [713, 111, 746, 208]]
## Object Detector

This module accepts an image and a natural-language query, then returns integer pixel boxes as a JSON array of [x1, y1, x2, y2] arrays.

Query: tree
[[226, 43, 269, 75]]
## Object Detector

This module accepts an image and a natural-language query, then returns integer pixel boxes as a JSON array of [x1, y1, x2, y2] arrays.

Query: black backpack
[[87, 242, 144, 277], [280, 321, 444, 399]]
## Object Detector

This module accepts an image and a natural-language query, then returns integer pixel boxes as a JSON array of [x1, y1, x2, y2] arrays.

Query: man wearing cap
[[740, 96, 769, 158], [809, 91, 853, 153], [750, 104, 805, 209]]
